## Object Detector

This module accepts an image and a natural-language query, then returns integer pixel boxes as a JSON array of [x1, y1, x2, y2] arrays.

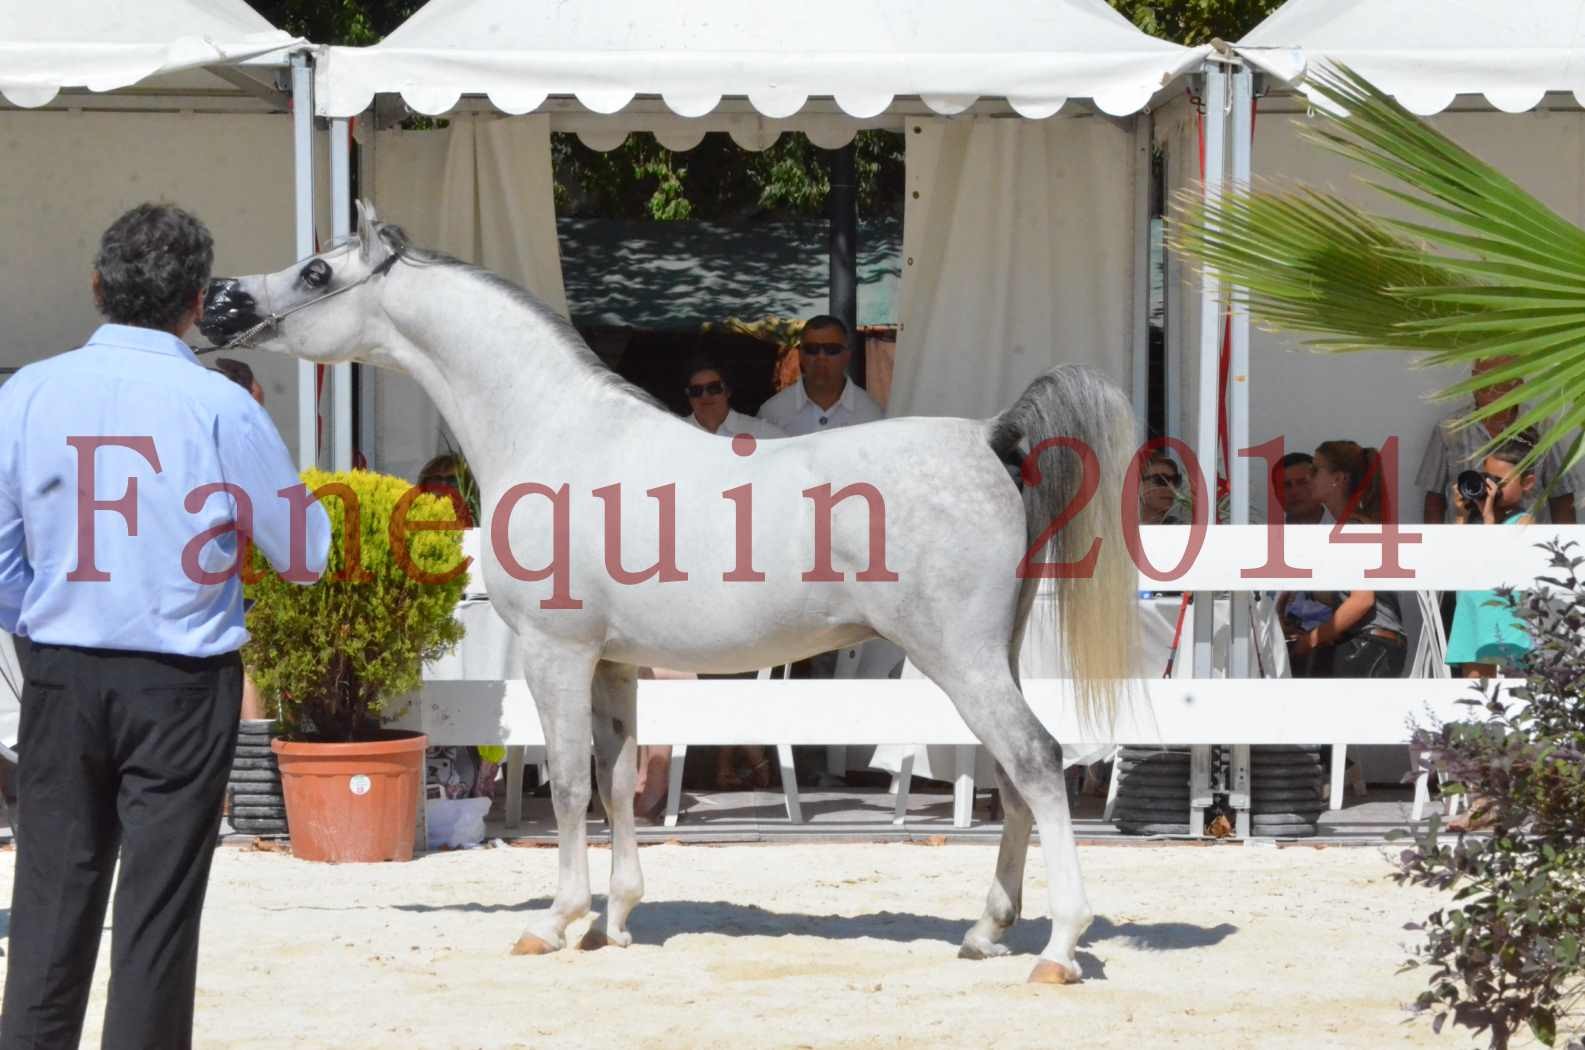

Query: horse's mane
[[379, 222, 667, 413]]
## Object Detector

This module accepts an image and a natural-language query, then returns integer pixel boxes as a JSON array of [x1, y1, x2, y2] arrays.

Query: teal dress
[[1444, 515, 1532, 668]]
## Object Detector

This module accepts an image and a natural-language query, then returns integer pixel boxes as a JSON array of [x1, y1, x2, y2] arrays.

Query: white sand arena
[[0, 841, 1480, 1049]]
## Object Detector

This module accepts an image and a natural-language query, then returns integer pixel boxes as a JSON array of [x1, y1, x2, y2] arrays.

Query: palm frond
[[1168, 63, 1585, 482]]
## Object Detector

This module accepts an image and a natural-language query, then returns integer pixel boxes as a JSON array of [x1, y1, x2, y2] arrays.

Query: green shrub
[[1394, 543, 1585, 1049], [244, 469, 467, 741]]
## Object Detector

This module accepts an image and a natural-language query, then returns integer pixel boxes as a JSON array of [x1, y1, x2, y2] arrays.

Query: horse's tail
[[988, 365, 1140, 732]]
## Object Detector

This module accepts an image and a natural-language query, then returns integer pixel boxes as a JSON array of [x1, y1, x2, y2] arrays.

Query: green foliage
[[244, 470, 466, 742], [1169, 65, 1585, 484], [1391, 543, 1585, 1049], [1107, 0, 1283, 45], [245, 0, 421, 46], [553, 131, 905, 223]]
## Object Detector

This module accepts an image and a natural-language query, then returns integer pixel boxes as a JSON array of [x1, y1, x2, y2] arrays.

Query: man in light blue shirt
[[0, 203, 329, 1050]]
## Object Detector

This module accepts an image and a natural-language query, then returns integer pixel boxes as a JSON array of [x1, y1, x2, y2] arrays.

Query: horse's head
[[200, 201, 405, 363]]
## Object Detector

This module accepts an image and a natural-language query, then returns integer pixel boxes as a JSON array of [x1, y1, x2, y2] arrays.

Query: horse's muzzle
[[199, 278, 265, 342]]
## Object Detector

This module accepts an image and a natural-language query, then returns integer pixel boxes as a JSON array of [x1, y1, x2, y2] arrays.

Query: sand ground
[[0, 840, 1490, 1049]]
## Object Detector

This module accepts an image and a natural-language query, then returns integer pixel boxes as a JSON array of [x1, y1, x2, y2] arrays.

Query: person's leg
[[633, 745, 670, 822], [238, 670, 264, 722], [1, 644, 120, 1050], [789, 653, 839, 786], [1445, 662, 1499, 831], [101, 651, 241, 1050], [742, 745, 771, 789]]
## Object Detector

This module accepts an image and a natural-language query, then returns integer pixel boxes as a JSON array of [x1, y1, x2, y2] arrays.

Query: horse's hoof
[[511, 933, 558, 956], [577, 927, 615, 951], [1027, 959, 1081, 985], [958, 938, 1011, 960]]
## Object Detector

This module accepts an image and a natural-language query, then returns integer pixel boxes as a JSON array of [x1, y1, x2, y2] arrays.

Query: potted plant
[[244, 468, 467, 862]]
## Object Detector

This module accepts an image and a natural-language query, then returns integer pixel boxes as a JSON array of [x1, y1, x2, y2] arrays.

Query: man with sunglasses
[[756, 315, 882, 436]]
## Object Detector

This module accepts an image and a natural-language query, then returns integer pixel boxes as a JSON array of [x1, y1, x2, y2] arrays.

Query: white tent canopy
[[315, 0, 1205, 121], [1159, 0, 1585, 524], [0, 0, 303, 108], [1238, 0, 1585, 114], [324, 0, 1193, 471], [1, 0, 318, 468]]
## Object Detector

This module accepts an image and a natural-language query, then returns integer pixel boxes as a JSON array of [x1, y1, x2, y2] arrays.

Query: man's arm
[[755, 388, 792, 429], [0, 481, 31, 633], [1539, 440, 1578, 523], [0, 388, 30, 631], [853, 386, 885, 424], [218, 402, 330, 583], [1414, 423, 1449, 524]]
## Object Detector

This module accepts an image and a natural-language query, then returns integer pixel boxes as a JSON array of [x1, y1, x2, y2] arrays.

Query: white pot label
[[349, 774, 372, 796]]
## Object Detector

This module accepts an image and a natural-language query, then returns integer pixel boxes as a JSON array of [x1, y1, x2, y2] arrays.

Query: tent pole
[[1131, 113, 1152, 447], [828, 142, 861, 385], [1228, 68, 1254, 680], [1192, 65, 1227, 683], [330, 116, 353, 472], [291, 51, 317, 472]]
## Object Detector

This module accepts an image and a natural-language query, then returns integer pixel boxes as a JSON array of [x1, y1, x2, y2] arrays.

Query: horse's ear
[[355, 200, 378, 260]]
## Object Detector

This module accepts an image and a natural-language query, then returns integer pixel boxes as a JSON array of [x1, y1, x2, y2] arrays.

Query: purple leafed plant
[[1393, 543, 1585, 1049]]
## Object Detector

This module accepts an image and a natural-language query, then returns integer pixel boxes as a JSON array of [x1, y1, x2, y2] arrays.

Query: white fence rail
[[404, 523, 1579, 833]]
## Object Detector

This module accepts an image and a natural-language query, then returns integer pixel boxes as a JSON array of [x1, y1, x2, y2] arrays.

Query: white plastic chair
[[662, 665, 801, 827], [1328, 591, 1462, 818]]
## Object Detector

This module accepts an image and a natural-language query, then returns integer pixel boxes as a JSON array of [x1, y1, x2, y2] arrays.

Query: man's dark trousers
[[1, 643, 241, 1050]]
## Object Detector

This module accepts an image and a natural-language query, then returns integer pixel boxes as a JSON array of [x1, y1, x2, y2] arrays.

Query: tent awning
[[1238, 0, 1585, 114], [315, 0, 1206, 120], [1, 0, 304, 108]]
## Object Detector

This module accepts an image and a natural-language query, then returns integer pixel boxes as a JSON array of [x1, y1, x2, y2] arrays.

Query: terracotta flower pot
[[272, 730, 427, 863]]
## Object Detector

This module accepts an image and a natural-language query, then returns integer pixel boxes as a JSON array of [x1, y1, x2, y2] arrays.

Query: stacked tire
[[1249, 745, 1328, 838], [1110, 747, 1191, 835], [229, 719, 288, 837]]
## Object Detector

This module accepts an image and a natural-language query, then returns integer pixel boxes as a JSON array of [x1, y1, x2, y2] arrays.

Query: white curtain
[[366, 113, 567, 481], [887, 115, 1139, 420]]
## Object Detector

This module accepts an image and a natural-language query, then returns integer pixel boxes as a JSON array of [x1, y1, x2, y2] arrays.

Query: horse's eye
[[299, 259, 332, 289]]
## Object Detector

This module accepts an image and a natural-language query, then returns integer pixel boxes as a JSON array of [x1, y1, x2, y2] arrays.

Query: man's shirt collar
[[86, 324, 200, 365], [796, 377, 851, 412]]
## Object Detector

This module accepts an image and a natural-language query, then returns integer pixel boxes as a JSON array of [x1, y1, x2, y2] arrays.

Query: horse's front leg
[[580, 660, 643, 949], [513, 649, 599, 956]]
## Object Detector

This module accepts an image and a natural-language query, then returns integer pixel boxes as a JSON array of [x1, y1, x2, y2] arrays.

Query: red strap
[[1163, 592, 1193, 678]]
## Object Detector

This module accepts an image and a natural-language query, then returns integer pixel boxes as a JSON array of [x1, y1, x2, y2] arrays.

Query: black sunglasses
[[800, 342, 847, 357], [685, 380, 726, 398], [1143, 472, 1181, 488]]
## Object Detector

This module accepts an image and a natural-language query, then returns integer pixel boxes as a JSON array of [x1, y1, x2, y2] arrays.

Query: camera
[[1456, 469, 1488, 503]]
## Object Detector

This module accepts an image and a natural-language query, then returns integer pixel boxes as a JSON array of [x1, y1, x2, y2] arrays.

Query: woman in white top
[[630, 361, 785, 817], [684, 362, 785, 440]]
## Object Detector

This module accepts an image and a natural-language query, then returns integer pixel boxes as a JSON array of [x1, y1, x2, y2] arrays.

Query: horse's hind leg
[[513, 650, 598, 956], [580, 661, 643, 950], [958, 761, 1033, 960], [924, 659, 1090, 983]]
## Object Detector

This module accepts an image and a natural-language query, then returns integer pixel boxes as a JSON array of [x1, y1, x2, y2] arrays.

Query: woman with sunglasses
[[634, 357, 784, 805], [1139, 453, 1190, 525], [683, 359, 785, 440]]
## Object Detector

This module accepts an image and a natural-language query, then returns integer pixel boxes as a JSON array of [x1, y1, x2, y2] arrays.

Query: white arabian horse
[[201, 204, 1139, 984]]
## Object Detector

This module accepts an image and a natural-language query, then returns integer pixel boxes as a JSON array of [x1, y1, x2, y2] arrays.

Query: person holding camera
[[1416, 356, 1577, 524], [1443, 432, 1540, 677]]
